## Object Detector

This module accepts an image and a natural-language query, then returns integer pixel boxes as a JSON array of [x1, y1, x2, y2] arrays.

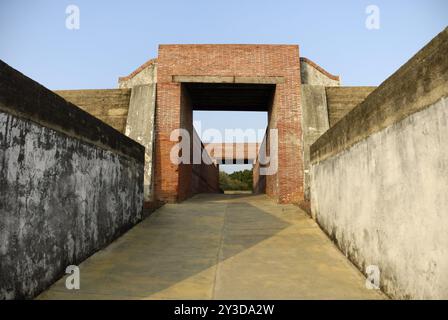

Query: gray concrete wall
[[301, 85, 375, 201], [55, 89, 132, 133], [326, 86, 376, 127], [300, 85, 330, 200], [300, 57, 340, 86], [0, 61, 145, 299], [56, 82, 157, 203], [310, 28, 448, 299], [118, 61, 158, 203], [311, 97, 448, 299], [125, 85, 156, 201], [118, 59, 157, 89]]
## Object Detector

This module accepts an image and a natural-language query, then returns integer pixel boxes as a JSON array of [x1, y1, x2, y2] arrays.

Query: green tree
[[219, 169, 253, 191]]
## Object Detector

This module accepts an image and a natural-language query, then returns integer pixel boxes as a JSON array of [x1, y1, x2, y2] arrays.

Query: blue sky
[[0, 0, 446, 172]]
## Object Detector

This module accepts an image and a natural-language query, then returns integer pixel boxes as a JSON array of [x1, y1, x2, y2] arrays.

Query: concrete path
[[37, 194, 384, 300]]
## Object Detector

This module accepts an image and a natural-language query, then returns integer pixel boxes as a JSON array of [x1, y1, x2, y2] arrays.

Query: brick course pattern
[[155, 45, 303, 203]]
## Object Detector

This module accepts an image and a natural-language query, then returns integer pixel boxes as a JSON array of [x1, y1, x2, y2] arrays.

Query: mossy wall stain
[[0, 112, 144, 299]]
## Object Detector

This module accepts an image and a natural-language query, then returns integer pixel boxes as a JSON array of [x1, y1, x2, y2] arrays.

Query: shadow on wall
[[37, 197, 290, 299]]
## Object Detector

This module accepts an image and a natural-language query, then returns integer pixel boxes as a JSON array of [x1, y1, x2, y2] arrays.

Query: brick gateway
[[60, 44, 346, 205], [154, 45, 303, 203]]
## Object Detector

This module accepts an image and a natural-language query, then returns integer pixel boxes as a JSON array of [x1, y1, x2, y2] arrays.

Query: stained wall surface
[[325, 86, 376, 127], [55, 89, 132, 133], [300, 57, 340, 87], [0, 61, 144, 299], [310, 28, 448, 299], [300, 85, 330, 200]]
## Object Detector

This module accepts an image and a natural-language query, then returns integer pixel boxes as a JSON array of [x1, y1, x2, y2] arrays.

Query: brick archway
[[154, 45, 304, 204]]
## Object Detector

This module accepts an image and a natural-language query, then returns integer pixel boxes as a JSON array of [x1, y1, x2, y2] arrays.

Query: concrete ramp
[[37, 194, 384, 300]]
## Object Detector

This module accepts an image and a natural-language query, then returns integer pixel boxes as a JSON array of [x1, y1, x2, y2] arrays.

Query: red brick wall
[[154, 81, 219, 202], [192, 129, 220, 194], [177, 84, 194, 201], [253, 161, 266, 194], [155, 44, 303, 203], [154, 83, 181, 202]]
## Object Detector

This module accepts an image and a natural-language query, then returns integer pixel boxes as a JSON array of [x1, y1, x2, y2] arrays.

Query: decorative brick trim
[[300, 57, 340, 81], [119, 58, 157, 81]]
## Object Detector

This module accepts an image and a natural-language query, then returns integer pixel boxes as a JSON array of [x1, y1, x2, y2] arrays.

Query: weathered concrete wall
[[118, 59, 157, 89], [325, 86, 376, 127], [125, 85, 156, 201], [56, 86, 157, 205], [301, 85, 377, 200], [310, 28, 448, 299], [300, 57, 340, 86], [55, 89, 132, 133], [0, 61, 145, 299], [118, 61, 158, 204], [58, 68, 157, 203], [300, 85, 330, 200]]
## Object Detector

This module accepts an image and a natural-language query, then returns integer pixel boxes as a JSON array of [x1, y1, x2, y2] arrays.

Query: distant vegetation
[[219, 169, 253, 191]]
